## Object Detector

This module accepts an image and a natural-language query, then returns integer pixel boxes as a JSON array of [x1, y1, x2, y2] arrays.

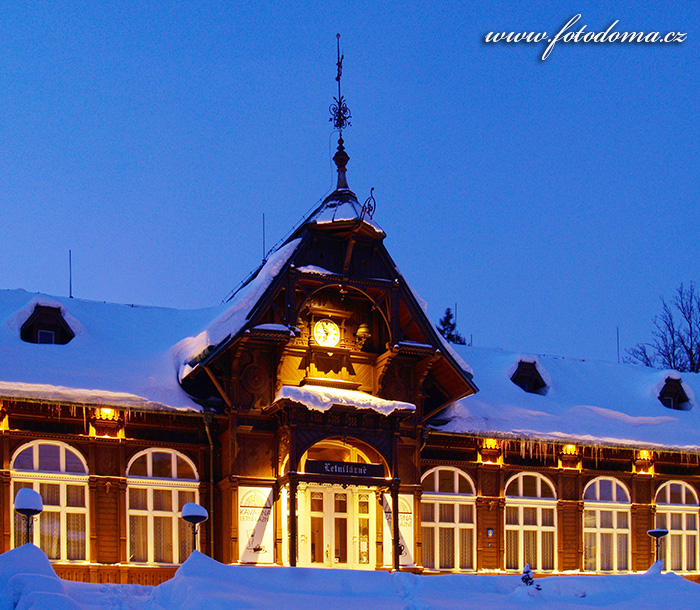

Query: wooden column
[[288, 473, 298, 567]]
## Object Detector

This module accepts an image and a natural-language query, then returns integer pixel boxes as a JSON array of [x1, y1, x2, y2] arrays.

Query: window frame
[[10, 441, 89, 563], [420, 467, 476, 572], [126, 448, 200, 565], [504, 472, 557, 573], [582, 477, 631, 573], [655, 481, 700, 572]]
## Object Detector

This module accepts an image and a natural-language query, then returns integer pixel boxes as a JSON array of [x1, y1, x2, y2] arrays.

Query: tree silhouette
[[437, 307, 466, 345], [627, 282, 700, 372]]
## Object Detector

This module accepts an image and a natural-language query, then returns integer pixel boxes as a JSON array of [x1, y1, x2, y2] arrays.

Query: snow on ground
[[2, 545, 700, 610]]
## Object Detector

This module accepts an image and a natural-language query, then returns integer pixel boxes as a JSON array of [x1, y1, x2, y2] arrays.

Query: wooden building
[[2, 141, 700, 583]]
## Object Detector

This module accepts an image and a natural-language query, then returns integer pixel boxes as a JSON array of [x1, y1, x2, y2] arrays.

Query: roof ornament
[[329, 34, 351, 190], [361, 187, 376, 220]]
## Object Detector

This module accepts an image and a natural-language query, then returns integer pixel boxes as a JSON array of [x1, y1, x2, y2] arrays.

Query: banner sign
[[306, 460, 384, 478]]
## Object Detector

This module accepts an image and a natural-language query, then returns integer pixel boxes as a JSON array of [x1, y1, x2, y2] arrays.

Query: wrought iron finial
[[330, 33, 351, 133], [361, 188, 376, 220]]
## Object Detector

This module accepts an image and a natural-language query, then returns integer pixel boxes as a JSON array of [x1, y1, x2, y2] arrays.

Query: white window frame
[[504, 472, 557, 572], [421, 467, 476, 571], [10, 441, 89, 563], [582, 477, 631, 573], [126, 448, 200, 565], [655, 481, 700, 572]]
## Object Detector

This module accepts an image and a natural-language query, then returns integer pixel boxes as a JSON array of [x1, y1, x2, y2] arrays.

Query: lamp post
[[647, 528, 669, 566], [181, 502, 208, 554], [14, 488, 43, 545]]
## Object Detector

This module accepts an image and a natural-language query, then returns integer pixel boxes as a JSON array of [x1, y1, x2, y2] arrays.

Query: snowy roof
[[304, 190, 385, 236], [273, 385, 415, 415], [0, 289, 220, 412], [437, 346, 700, 452]]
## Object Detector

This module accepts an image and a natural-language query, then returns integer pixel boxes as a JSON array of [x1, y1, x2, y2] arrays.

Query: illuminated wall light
[[562, 444, 578, 455], [638, 449, 652, 460], [482, 438, 499, 450], [96, 407, 117, 421]]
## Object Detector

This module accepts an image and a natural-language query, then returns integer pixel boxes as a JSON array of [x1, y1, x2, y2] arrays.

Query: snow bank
[[1, 546, 700, 610]]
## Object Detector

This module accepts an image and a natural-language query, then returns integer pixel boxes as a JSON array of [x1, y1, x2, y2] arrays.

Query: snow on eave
[[274, 385, 415, 416], [0, 381, 202, 413], [173, 239, 301, 381]]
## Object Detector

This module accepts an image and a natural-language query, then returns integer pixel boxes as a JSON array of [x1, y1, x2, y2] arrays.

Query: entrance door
[[305, 486, 374, 569]]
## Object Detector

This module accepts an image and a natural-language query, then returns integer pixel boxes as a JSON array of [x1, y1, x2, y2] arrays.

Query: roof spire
[[330, 33, 351, 190]]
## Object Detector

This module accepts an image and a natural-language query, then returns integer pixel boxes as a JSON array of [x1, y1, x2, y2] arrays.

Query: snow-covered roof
[[274, 385, 415, 415], [304, 191, 385, 236], [0, 289, 220, 412], [437, 346, 700, 452]]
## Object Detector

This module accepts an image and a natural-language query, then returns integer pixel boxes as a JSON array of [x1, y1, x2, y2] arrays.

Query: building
[[2, 135, 700, 584]]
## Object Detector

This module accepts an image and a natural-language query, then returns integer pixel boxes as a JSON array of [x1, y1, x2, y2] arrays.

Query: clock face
[[314, 318, 340, 347]]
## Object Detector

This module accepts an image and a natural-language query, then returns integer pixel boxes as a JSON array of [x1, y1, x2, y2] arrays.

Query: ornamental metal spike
[[330, 34, 351, 134]]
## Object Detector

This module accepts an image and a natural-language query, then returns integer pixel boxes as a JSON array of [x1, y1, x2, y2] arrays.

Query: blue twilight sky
[[0, 1, 698, 364]]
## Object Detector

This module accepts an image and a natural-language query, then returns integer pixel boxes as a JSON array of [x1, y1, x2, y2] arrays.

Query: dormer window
[[20, 305, 75, 345], [510, 361, 548, 395], [659, 377, 691, 410]]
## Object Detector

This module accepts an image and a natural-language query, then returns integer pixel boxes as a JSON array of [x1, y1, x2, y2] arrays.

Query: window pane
[[129, 488, 148, 510], [39, 445, 60, 472], [129, 455, 148, 477], [687, 536, 696, 571], [584, 485, 596, 501], [40, 483, 60, 507], [542, 508, 555, 527], [616, 511, 629, 529], [178, 491, 195, 512], [179, 519, 193, 563], [617, 534, 628, 571], [459, 504, 473, 524], [584, 509, 596, 528], [65, 450, 86, 474], [541, 481, 555, 499], [422, 472, 435, 492], [506, 530, 519, 570], [129, 515, 148, 562], [459, 528, 473, 570], [506, 507, 519, 525], [152, 453, 172, 478], [523, 530, 538, 569], [334, 493, 347, 513], [67, 485, 85, 508], [439, 528, 455, 569], [40, 511, 61, 560], [657, 513, 667, 530], [687, 513, 697, 531], [505, 479, 518, 497], [670, 484, 683, 505], [523, 507, 537, 526], [600, 533, 613, 570], [13, 448, 33, 470], [671, 534, 683, 571], [458, 475, 471, 495], [422, 526, 435, 569], [153, 489, 172, 512], [438, 470, 454, 493], [334, 517, 347, 563], [422, 502, 434, 523], [584, 532, 596, 570], [599, 480, 613, 502], [600, 510, 613, 529], [176, 456, 196, 480], [310, 516, 324, 563], [522, 476, 537, 498], [358, 497, 369, 515], [154, 517, 173, 563], [14, 511, 27, 547], [439, 504, 454, 523], [542, 531, 555, 570], [671, 513, 682, 530], [66, 513, 86, 560]]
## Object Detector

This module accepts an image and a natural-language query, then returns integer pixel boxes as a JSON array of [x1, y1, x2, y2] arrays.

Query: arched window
[[655, 481, 699, 571], [583, 477, 630, 572], [421, 467, 476, 571], [505, 473, 557, 572], [11, 441, 89, 562], [127, 449, 199, 565]]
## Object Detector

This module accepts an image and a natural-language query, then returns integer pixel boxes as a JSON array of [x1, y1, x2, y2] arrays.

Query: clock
[[313, 318, 340, 347]]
